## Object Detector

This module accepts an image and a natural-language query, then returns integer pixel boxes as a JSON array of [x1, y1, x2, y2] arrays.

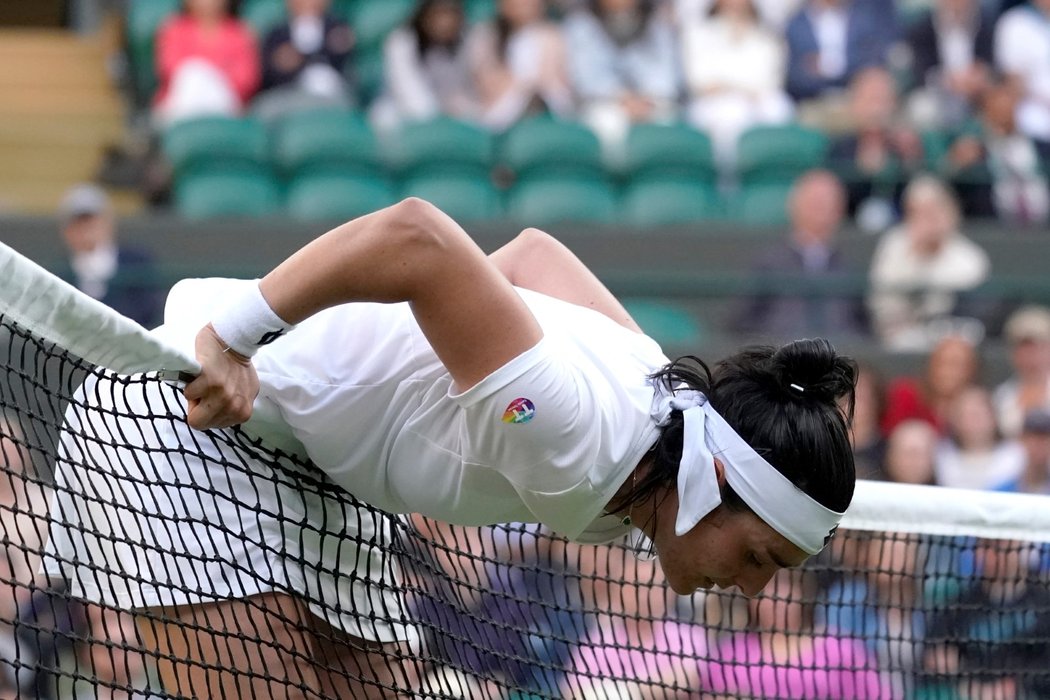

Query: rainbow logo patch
[[502, 398, 536, 424]]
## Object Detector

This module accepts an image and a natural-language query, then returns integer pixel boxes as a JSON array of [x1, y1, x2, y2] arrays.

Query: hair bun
[[771, 338, 857, 406]]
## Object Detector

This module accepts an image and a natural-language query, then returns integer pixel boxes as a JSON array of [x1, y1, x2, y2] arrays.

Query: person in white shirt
[[47, 198, 858, 697], [867, 174, 991, 351], [993, 305, 1050, 438], [994, 0, 1050, 143]]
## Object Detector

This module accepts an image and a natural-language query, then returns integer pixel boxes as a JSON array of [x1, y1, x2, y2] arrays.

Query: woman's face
[[185, 0, 228, 20], [949, 387, 998, 448], [714, 0, 755, 19], [905, 191, 957, 254], [422, 2, 464, 43], [649, 481, 809, 597], [499, 0, 545, 26], [927, 337, 977, 399]]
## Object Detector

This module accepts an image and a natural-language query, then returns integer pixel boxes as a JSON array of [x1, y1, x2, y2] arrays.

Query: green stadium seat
[[286, 172, 397, 221], [729, 183, 793, 226], [385, 117, 495, 178], [465, 0, 497, 22], [622, 299, 706, 349], [174, 167, 283, 220], [126, 0, 180, 104], [622, 178, 721, 227], [500, 116, 605, 181], [399, 175, 502, 222], [351, 43, 386, 106], [162, 116, 269, 175], [240, 0, 287, 37], [736, 124, 829, 186], [506, 177, 617, 225], [273, 109, 380, 177], [622, 123, 717, 183], [342, 0, 416, 51]]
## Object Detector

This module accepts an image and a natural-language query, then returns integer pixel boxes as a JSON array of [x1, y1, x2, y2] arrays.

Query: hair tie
[[789, 383, 805, 394]]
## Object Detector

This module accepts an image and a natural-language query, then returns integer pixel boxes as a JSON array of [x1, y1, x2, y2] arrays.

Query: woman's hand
[[184, 323, 259, 430]]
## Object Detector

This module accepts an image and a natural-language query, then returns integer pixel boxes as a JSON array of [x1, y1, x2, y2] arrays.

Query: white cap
[[58, 184, 110, 224]]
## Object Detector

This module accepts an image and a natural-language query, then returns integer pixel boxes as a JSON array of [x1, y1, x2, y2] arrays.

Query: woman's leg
[[135, 592, 415, 699]]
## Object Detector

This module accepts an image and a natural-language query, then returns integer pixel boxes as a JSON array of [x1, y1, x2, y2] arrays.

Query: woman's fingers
[[184, 324, 261, 431]]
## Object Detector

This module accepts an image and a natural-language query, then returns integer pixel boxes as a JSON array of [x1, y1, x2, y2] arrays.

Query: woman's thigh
[[135, 592, 415, 699]]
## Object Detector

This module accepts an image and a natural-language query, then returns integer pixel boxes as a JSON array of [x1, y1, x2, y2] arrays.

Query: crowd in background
[[135, 0, 1050, 226]]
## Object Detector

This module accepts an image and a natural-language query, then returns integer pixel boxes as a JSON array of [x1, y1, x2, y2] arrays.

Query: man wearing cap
[[57, 183, 162, 328], [996, 408, 1050, 494], [993, 305, 1050, 438]]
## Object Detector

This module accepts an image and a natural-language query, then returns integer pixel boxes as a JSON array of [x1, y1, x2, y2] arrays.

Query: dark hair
[[616, 339, 858, 527], [587, 0, 655, 43], [411, 0, 465, 56]]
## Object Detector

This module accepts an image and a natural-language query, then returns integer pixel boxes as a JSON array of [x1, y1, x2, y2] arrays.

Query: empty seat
[[174, 167, 283, 219], [386, 117, 495, 178], [736, 124, 829, 186], [286, 172, 397, 221], [622, 299, 706, 349], [274, 109, 380, 177], [163, 116, 269, 175], [500, 117, 605, 181], [729, 183, 793, 226], [506, 177, 617, 225], [240, 0, 287, 37], [622, 178, 721, 227], [126, 0, 180, 104], [623, 123, 717, 183], [399, 175, 502, 222]]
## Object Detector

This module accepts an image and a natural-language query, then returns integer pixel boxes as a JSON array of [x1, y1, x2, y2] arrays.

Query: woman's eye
[[749, 553, 762, 567]]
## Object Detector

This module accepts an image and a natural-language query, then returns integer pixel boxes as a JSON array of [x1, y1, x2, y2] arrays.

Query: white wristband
[[210, 282, 294, 358]]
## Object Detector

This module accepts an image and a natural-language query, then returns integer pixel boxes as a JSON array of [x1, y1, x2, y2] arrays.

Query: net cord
[[2, 239, 1049, 542], [0, 239, 198, 376]]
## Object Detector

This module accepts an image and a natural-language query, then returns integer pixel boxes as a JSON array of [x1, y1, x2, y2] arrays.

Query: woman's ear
[[713, 457, 727, 487]]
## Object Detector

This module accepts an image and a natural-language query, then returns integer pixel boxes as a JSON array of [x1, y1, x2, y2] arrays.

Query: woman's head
[[946, 385, 1000, 450], [883, 419, 938, 484], [709, 0, 759, 21], [590, 0, 653, 44], [626, 339, 857, 596], [925, 334, 979, 400], [412, 0, 466, 50], [183, 0, 230, 20], [902, 175, 961, 255], [498, 0, 546, 27]]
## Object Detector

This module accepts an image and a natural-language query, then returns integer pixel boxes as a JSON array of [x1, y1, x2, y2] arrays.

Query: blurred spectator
[[560, 552, 699, 696], [829, 66, 924, 228], [997, 407, 1050, 493], [935, 384, 1025, 489], [674, 0, 807, 31], [881, 333, 979, 435], [733, 170, 868, 339], [465, 0, 573, 131], [883, 419, 939, 484], [816, 535, 925, 698], [784, 0, 899, 129], [254, 0, 355, 122], [923, 539, 1050, 698], [57, 184, 163, 329], [993, 305, 1050, 437], [681, 0, 793, 167], [694, 568, 883, 698], [851, 362, 888, 479], [370, 0, 478, 133], [993, 0, 1050, 146], [904, 0, 995, 131], [867, 175, 990, 351], [941, 82, 1050, 223], [564, 0, 680, 159], [153, 0, 260, 127]]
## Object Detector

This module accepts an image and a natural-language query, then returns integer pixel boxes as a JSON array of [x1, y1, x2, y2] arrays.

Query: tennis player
[[48, 197, 857, 698]]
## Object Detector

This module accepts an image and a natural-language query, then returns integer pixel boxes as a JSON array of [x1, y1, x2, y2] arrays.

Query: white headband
[[651, 387, 844, 555]]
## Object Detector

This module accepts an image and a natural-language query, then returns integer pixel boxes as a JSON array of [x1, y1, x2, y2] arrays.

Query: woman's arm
[[489, 228, 642, 333], [185, 198, 542, 430]]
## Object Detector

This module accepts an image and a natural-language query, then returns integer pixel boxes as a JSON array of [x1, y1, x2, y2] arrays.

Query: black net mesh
[[3, 312, 1050, 699]]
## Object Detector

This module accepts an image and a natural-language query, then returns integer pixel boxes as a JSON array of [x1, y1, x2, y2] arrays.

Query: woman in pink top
[[699, 568, 883, 699], [154, 0, 261, 126]]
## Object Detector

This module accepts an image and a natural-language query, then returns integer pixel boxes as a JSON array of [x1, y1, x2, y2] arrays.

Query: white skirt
[[42, 369, 414, 644]]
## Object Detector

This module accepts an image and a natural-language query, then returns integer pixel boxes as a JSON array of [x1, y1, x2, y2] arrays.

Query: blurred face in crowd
[[713, 0, 759, 20], [185, 0, 228, 20], [904, 184, 959, 256], [597, 0, 638, 13], [288, 0, 330, 18], [947, 386, 999, 450], [884, 420, 938, 484], [1011, 337, 1050, 379], [62, 212, 116, 256], [937, 0, 977, 24], [849, 365, 883, 448], [981, 85, 1018, 136], [927, 336, 978, 399], [421, 0, 464, 44], [849, 67, 898, 130], [1021, 427, 1050, 476], [499, 0, 546, 27], [789, 171, 846, 246]]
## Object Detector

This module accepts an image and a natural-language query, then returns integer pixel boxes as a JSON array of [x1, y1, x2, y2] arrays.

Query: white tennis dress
[[44, 279, 669, 641]]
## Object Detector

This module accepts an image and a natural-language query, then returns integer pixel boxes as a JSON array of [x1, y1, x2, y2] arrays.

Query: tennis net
[[1, 240, 1050, 699]]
